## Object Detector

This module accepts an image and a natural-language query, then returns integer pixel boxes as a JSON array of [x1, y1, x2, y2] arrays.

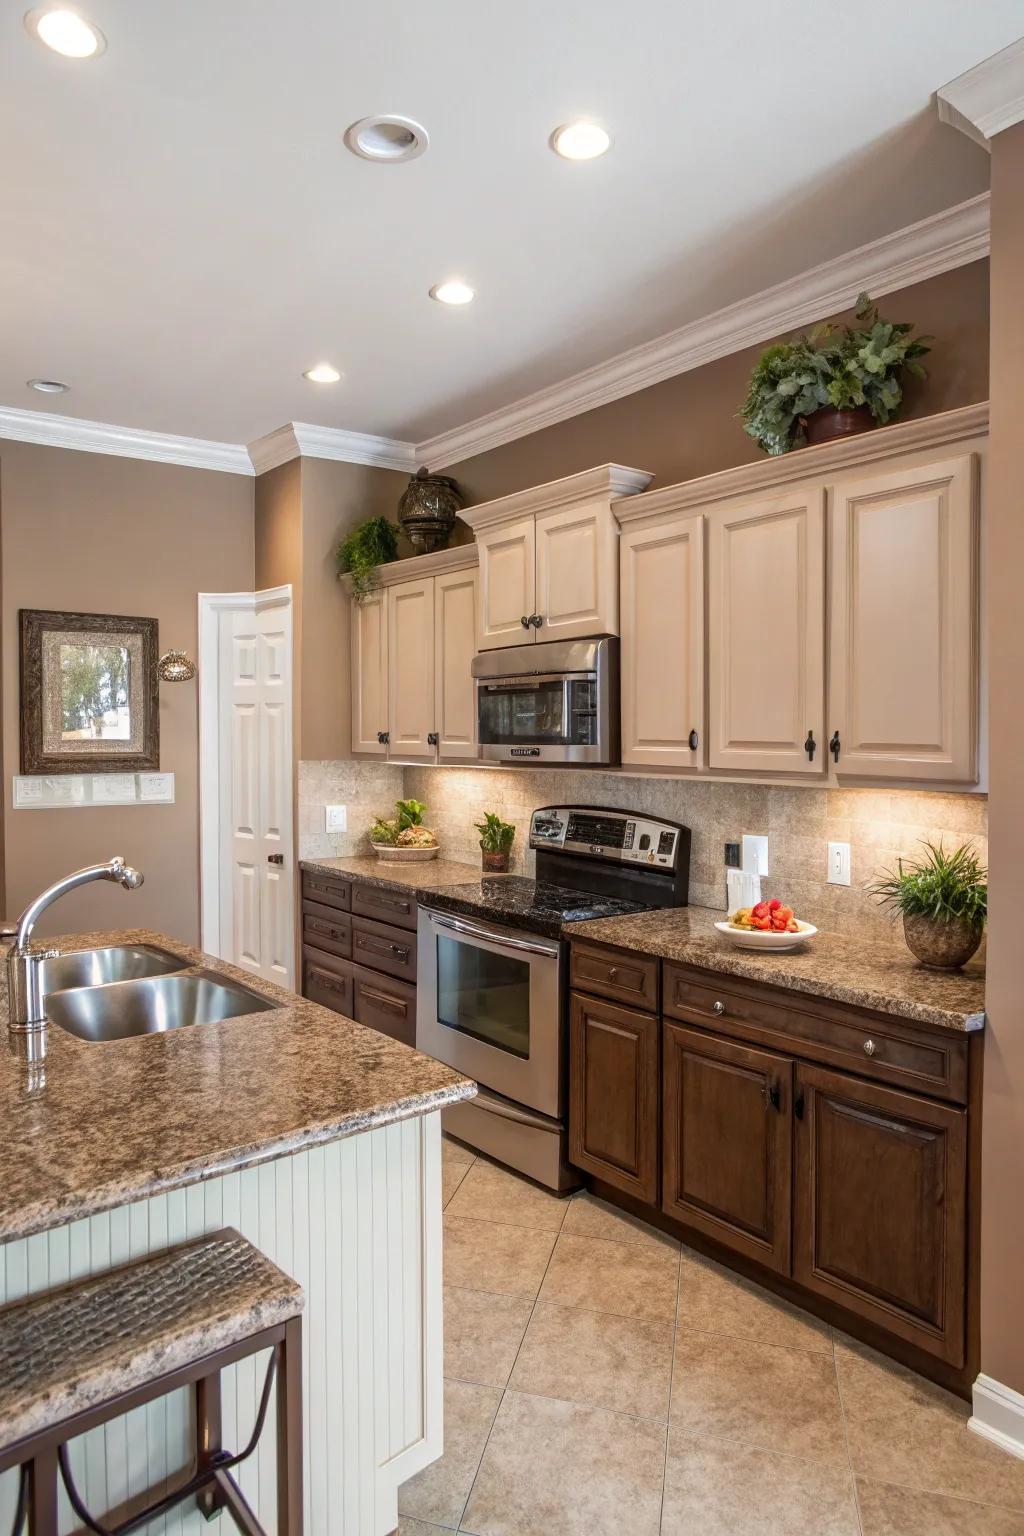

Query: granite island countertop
[[564, 905, 986, 1032], [299, 854, 482, 895], [0, 928, 474, 1244]]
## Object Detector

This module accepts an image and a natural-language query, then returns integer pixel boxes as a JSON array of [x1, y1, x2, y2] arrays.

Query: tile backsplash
[[300, 761, 987, 943]]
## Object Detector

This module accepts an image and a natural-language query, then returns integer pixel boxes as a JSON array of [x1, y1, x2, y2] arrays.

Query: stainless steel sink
[[38, 944, 186, 998], [46, 968, 277, 1042]]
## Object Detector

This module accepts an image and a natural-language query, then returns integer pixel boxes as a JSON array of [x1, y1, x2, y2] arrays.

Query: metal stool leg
[[195, 1370, 227, 1521], [28, 1448, 58, 1536], [276, 1317, 303, 1536]]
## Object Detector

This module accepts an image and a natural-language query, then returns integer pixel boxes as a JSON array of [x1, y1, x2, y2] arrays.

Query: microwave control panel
[[529, 806, 683, 871]]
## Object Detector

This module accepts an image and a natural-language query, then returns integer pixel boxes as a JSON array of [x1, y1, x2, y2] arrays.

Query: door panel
[[569, 992, 659, 1203], [620, 514, 704, 767], [829, 454, 978, 781], [535, 501, 618, 640], [708, 489, 825, 773], [477, 517, 536, 649], [388, 577, 436, 760], [435, 567, 479, 759], [794, 1063, 966, 1365], [663, 1021, 793, 1273], [351, 587, 389, 754]]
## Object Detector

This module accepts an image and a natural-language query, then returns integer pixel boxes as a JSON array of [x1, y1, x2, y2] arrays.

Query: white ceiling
[[2, 0, 1021, 450]]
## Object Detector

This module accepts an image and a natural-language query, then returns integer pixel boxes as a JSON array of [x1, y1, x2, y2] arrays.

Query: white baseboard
[[970, 1374, 1024, 1459]]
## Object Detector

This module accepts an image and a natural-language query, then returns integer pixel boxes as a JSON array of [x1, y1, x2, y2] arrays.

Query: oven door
[[417, 907, 564, 1119], [477, 672, 602, 763]]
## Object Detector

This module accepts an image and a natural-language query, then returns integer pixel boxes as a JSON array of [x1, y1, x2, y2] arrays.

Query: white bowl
[[371, 843, 440, 862], [714, 918, 817, 952]]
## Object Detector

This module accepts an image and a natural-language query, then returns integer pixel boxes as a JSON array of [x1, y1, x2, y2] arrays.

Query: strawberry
[[777, 906, 794, 924], [752, 901, 770, 921], [768, 898, 782, 912], [752, 914, 772, 930]]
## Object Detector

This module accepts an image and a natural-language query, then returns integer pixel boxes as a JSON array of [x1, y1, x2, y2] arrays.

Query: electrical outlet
[[742, 833, 769, 877], [724, 841, 741, 868], [827, 841, 851, 886], [325, 804, 348, 832]]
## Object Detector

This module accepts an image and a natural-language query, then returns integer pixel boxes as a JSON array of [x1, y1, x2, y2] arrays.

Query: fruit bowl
[[715, 919, 817, 952], [371, 844, 440, 862]]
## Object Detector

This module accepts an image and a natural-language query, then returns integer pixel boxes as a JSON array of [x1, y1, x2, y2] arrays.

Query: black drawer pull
[[357, 934, 409, 960], [361, 985, 407, 1016], [308, 917, 346, 939], [365, 893, 411, 913], [313, 971, 347, 995]]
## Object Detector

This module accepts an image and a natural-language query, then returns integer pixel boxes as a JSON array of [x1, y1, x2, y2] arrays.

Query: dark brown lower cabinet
[[793, 1062, 967, 1366], [569, 991, 660, 1204], [662, 1021, 793, 1274]]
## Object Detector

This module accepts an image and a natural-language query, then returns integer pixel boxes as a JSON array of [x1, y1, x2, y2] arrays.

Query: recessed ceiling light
[[27, 377, 70, 393], [344, 115, 429, 163], [551, 121, 611, 161], [303, 363, 342, 384], [429, 280, 475, 307], [25, 7, 106, 58]]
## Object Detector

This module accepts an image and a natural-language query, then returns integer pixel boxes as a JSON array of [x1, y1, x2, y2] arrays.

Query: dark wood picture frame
[[20, 609, 160, 774]]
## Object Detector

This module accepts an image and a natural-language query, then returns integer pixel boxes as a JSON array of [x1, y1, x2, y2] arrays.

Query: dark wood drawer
[[352, 882, 418, 932], [570, 941, 659, 1013], [663, 962, 968, 1105], [303, 949, 354, 1016], [353, 967, 417, 1048], [301, 871, 351, 913], [301, 906, 352, 960], [352, 914, 417, 983]]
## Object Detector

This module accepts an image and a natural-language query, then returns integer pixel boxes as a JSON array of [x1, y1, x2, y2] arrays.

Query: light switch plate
[[742, 833, 769, 877], [828, 841, 852, 886], [325, 804, 347, 832]]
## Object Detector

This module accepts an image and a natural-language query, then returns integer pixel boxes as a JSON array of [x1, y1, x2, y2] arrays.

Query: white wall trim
[[416, 194, 991, 470], [938, 38, 1024, 150], [248, 422, 418, 476], [0, 404, 254, 475], [970, 1373, 1024, 1460]]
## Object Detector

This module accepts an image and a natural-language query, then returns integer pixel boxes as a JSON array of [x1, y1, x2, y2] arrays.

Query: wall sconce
[[157, 650, 196, 683]]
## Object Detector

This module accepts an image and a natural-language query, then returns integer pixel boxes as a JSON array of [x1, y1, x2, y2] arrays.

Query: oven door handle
[[470, 1086, 563, 1133], [429, 911, 561, 959]]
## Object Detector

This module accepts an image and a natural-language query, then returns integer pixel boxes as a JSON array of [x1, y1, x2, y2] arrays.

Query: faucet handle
[[0, 922, 18, 940]]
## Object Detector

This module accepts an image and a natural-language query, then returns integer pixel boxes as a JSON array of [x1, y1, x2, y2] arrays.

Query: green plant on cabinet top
[[336, 516, 399, 600]]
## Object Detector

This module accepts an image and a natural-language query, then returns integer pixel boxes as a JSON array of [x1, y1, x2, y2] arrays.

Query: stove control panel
[[529, 806, 685, 871]]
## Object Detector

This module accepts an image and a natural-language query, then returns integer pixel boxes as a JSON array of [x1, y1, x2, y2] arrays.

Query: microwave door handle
[[430, 911, 561, 959]]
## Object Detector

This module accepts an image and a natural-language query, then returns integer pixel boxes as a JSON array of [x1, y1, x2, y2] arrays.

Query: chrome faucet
[[6, 857, 145, 1035]]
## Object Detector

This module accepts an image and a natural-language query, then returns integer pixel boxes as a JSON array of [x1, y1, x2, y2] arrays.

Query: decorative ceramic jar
[[397, 467, 463, 553], [903, 913, 984, 970]]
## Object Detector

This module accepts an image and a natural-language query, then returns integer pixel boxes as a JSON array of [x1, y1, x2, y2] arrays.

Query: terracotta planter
[[481, 849, 512, 874], [902, 913, 984, 971], [802, 405, 874, 447]]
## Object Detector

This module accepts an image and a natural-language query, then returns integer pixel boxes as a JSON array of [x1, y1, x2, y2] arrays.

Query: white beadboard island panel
[[0, 1111, 443, 1536]]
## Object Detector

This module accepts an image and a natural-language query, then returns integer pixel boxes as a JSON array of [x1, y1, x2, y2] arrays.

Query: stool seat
[[0, 1229, 303, 1451]]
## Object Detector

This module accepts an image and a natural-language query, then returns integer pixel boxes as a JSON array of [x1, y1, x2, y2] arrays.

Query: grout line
[[831, 1318, 864, 1536], [672, 1318, 836, 1358], [658, 1246, 684, 1532]]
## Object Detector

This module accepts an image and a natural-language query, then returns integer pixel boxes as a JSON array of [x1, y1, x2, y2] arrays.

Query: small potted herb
[[336, 516, 399, 601], [370, 798, 440, 861], [867, 841, 986, 970], [475, 812, 516, 874]]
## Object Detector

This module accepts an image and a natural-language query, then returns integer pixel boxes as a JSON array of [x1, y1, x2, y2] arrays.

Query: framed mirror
[[20, 609, 159, 774]]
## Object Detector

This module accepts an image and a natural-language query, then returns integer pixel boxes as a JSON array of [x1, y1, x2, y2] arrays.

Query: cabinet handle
[[521, 615, 531, 629], [712, 1000, 725, 1016], [361, 985, 407, 1016], [357, 934, 409, 960], [765, 1080, 781, 1112], [427, 732, 439, 747], [529, 614, 544, 628], [267, 853, 284, 865], [688, 729, 699, 751], [863, 1038, 876, 1057], [830, 730, 841, 764], [608, 966, 619, 981], [794, 1089, 805, 1120], [804, 730, 816, 762], [377, 730, 390, 746]]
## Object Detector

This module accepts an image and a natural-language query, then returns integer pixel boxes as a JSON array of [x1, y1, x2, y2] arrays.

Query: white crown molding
[[971, 1373, 1024, 1460], [339, 540, 478, 593], [0, 404, 253, 475], [459, 462, 652, 533], [416, 194, 991, 471], [248, 422, 417, 476], [938, 38, 1024, 150]]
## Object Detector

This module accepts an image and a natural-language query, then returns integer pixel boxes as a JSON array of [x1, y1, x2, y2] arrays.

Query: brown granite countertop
[[299, 854, 482, 894], [0, 929, 474, 1244], [564, 906, 986, 1032]]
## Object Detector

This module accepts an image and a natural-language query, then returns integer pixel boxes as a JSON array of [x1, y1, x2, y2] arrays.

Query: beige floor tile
[[670, 1330, 848, 1465], [398, 1520, 454, 1535], [509, 1301, 674, 1420], [538, 1232, 679, 1322], [562, 1191, 680, 1253], [445, 1158, 569, 1233], [398, 1378, 501, 1529], [444, 1286, 533, 1388], [836, 1336, 1024, 1509], [443, 1160, 471, 1207], [443, 1135, 475, 1170], [677, 1246, 832, 1354], [856, 1476, 1024, 1534], [662, 1426, 860, 1535], [460, 1390, 666, 1536], [444, 1216, 556, 1299]]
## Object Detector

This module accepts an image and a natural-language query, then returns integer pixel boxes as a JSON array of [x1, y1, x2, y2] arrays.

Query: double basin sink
[[38, 945, 276, 1044]]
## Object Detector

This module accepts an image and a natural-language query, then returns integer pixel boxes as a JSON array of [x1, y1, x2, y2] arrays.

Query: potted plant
[[867, 841, 986, 970], [475, 812, 516, 874], [740, 294, 931, 456], [336, 516, 399, 601], [369, 798, 440, 861]]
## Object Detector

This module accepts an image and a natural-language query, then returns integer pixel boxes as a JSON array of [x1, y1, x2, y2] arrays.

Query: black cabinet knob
[[529, 613, 544, 628], [520, 615, 531, 628], [688, 729, 699, 751], [267, 853, 284, 865], [829, 730, 841, 764], [377, 730, 390, 746], [804, 730, 816, 762], [427, 732, 439, 747]]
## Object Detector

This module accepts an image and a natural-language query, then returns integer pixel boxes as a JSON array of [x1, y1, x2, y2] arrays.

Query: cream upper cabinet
[[476, 516, 536, 650], [828, 453, 979, 782], [619, 513, 705, 768], [387, 576, 436, 762], [708, 488, 826, 774], [351, 587, 388, 755], [534, 499, 620, 642], [434, 566, 479, 760]]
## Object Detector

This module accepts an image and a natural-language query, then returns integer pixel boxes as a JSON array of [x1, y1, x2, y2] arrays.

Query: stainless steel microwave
[[471, 636, 620, 765]]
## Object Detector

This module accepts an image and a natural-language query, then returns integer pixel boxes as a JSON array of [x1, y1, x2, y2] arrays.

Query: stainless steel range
[[417, 806, 691, 1189]]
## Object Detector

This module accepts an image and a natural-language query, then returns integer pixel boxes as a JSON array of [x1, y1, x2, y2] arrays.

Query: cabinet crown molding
[[460, 463, 653, 532], [339, 540, 478, 593], [612, 402, 989, 525], [938, 39, 1024, 149]]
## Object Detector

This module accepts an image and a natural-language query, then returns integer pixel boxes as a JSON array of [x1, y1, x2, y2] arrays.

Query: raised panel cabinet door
[[708, 488, 825, 774], [351, 587, 389, 754], [793, 1063, 967, 1366], [434, 566, 479, 759], [569, 992, 660, 1204], [620, 513, 705, 767], [829, 453, 979, 782], [477, 516, 536, 650], [387, 576, 437, 761], [535, 500, 619, 640], [663, 1021, 793, 1273]]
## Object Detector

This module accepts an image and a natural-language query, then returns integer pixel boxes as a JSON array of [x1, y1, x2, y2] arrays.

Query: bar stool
[[0, 1227, 303, 1536]]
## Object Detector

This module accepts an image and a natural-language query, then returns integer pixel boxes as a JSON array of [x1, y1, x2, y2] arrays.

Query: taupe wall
[[980, 122, 1024, 1397], [0, 442, 254, 941], [439, 262, 990, 502]]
